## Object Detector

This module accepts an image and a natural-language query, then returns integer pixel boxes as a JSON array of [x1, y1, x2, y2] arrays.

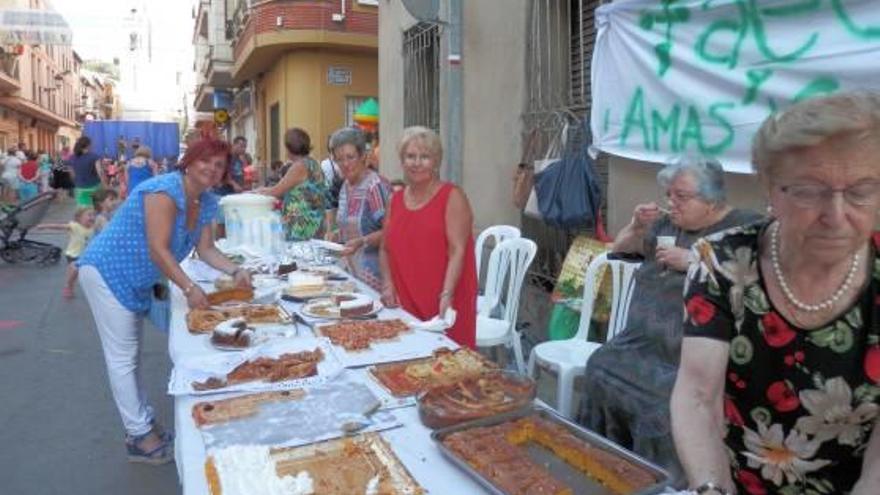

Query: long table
[[168, 259, 488, 494]]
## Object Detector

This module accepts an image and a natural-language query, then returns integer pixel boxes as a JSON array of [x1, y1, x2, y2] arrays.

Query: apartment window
[[525, 0, 600, 115], [402, 22, 440, 131]]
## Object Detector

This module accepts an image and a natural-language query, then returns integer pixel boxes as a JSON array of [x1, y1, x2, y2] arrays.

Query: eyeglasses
[[666, 190, 701, 203], [779, 182, 880, 208]]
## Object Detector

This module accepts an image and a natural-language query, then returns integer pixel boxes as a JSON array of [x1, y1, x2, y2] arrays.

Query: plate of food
[[369, 347, 499, 397], [206, 287, 254, 305], [205, 433, 424, 495], [301, 293, 383, 320], [417, 371, 536, 429], [314, 319, 411, 351], [209, 317, 257, 351], [186, 303, 292, 334]]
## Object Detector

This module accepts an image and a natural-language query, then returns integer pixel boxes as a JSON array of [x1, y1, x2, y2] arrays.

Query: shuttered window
[[402, 22, 440, 132]]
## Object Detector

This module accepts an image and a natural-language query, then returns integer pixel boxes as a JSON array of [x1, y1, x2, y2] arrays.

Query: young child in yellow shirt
[[36, 207, 96, 298]]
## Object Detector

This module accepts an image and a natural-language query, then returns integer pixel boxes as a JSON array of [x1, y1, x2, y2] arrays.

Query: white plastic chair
[[475, 237, 537, 374], [475, 225, 521, 314], [527, 252, 641, 419], [475, 225, 521, 277]]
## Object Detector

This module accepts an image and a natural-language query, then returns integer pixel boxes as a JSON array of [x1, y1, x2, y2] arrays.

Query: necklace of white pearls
[[770, 222, 860, 312]]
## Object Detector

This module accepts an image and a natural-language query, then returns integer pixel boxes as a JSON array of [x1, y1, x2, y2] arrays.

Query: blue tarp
[[83, 121, 180, 161]]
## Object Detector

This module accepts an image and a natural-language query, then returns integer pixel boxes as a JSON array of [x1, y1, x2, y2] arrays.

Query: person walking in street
[[1, 147, 23, 203], [76, 138, 252, 465], [69, 136, 106, 207], [34, 206, 97, 299], [381, 126, 478, 349], [92, 188, 121, 233], [256, 128, 327, 241], [38, 151, 53, 193], [122, 145, 158, 196], [16, 151, 40, 202], [326, 127, 392, 290]]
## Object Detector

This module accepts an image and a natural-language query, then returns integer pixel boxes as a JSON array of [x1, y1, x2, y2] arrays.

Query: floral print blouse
[[683, 220, 879, 495], [280, 157, 327, 241]]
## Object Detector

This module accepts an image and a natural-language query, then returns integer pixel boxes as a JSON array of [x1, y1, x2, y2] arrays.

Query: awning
[[0, 1, 72, 45]]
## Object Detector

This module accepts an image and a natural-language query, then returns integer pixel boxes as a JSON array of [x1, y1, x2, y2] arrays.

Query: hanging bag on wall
[[533, 118, 602, 230], [524, 121, 568, 219]]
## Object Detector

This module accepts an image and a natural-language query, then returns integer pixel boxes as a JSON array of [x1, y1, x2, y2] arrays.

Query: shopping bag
[[533, 119, 602, 230]]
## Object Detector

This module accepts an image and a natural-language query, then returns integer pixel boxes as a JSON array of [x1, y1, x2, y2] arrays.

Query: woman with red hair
[[77, 138, 251, 465]]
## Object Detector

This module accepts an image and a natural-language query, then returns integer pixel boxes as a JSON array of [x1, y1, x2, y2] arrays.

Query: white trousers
[[79, 265, 154, 437]]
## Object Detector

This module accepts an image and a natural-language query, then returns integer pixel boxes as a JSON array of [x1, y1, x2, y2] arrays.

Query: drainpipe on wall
[[332, 0, 346, 22], [444, 0, 463, 185]]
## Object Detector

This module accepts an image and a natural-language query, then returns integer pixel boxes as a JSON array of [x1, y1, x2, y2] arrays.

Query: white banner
[[590, 0, 880, 173]]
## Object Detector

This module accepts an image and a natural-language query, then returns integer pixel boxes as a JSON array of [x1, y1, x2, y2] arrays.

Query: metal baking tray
[[431, 405, 671, 495]]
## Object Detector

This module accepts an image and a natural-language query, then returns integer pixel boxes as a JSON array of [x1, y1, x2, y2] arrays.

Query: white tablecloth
[[169, 257, 489, 494]]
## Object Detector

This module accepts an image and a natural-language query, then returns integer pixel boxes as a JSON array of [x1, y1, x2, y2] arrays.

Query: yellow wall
[[258, 48, 378, 164]]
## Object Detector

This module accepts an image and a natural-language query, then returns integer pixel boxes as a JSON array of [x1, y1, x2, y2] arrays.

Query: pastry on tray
[[417, 371, 536, 428], [206, 287, 254, 305], [210, 318, 255, 349], [192, 389, 306, 427], [316, 319, 410, 351], [277, 262, 297, 276], [338, 294, 374, 317], [186, 304, 286, 334], [370, 347, 498, 397], [205, 433, 423, 495], [192, 348, 324, 391], [442, 416, 658, 495]]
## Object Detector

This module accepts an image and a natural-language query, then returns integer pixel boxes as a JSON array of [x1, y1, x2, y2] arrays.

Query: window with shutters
[[402, 22, 440, 132]]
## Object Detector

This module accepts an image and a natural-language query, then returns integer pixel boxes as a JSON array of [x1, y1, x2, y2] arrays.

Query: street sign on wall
[[327, 66, 352, 86]]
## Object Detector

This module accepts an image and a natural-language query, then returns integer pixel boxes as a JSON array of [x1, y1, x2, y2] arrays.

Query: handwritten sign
[[590, 0, 880, 173]]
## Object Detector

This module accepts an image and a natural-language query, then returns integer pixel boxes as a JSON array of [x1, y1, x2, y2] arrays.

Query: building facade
[[379, 0, 529, 231], [0, 0, 80, 153], [193, 0, 378, 173], [379, 0, 766, 245]]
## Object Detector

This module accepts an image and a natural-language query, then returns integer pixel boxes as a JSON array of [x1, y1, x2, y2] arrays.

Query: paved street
[[0, 198, 179, 494]]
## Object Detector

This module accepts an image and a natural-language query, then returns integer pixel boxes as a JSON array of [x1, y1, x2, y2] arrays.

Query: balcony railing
[[0, 53, 21, 82], [231, 0, 251, 40]]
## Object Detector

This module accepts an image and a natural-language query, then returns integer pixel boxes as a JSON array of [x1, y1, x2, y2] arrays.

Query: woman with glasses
[[381, 126, 477, 349], [578, 156, 758, 484], [672, 93, 880, 495], [326, 127, 392, 290]]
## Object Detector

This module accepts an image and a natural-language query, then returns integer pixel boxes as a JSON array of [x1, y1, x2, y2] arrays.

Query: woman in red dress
[[381, 126, 477, 349]]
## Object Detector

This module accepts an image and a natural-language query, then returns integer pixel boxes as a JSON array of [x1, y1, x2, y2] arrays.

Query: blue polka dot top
[[79, 172, 218, 312]]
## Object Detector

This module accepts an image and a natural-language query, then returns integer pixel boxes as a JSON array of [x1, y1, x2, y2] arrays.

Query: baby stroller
[[0, 191, 62, 265]]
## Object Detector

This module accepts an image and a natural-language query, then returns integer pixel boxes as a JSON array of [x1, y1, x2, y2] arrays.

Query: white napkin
[[181, 258, 224, 282], [407, 308, 457, 332]]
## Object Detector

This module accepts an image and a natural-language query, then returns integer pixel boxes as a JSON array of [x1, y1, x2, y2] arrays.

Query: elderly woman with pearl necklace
[[671, 93, 880, 495]]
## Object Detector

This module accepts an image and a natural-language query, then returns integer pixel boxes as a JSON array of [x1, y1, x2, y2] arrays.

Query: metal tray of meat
[[431, 404, 671, 495]]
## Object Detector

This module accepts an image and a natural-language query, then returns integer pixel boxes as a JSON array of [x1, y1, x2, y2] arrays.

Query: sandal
[[62, 287, 74, 299], [150, 418, 174, 443], [125, 431, 174, 465]]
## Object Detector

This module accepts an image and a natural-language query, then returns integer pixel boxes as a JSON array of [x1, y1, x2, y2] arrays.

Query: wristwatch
[[694, 482, 733, 495]]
